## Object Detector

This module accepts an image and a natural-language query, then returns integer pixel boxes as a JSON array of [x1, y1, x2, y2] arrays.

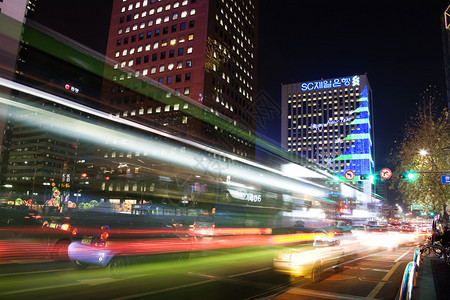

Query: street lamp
[[419, 149, 429, 156]]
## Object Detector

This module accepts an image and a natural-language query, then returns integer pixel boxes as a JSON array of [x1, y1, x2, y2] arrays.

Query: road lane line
[[286, 287, 379, 300], [365, 261, 403, 299], [111, 279, 217, 300], [395, 247, 413, 262], [228, 267, 271, 278]]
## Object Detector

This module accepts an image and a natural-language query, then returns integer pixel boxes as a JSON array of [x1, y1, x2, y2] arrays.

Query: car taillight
[[100, 231, 109, 241], [61, 223, 70, 231], [72, 228, 78, 236]]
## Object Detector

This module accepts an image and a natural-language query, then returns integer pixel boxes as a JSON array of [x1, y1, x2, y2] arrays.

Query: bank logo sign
[[301, 75, 360, 91]]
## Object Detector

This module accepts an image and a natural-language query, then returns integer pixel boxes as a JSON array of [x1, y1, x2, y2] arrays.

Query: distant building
[[281, 75, 374, 179]]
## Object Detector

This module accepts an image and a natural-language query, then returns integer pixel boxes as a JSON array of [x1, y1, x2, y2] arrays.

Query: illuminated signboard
[[310, 116, 353, 131], [301, 75, 360, 91]]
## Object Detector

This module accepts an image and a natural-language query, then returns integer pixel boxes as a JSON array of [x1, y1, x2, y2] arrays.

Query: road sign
[[442, 175, 450, 184], [344, 170, 355, 181], [380, 168, 392, 180]]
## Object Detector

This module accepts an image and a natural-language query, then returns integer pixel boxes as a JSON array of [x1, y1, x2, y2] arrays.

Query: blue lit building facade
[[281, 75, 374, 180]]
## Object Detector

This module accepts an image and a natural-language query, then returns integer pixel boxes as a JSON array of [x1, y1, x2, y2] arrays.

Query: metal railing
[[399, 247, 421, 300]]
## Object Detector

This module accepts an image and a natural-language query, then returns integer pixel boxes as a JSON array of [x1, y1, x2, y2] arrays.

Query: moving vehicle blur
[[67, 212, 193, 275], [0, 206, 74, 262], [273, 228, 345, 281]]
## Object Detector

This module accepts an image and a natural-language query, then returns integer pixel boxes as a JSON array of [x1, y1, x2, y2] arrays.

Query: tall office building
[[281, 75, 374, 179], [103, 0, 258, 158]]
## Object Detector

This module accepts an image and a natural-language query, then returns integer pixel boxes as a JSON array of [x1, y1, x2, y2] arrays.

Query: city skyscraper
[[102, 0, 258, 158], [281, 75, 374, 179]]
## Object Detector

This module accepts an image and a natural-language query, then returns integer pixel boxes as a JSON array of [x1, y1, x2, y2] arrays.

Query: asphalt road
[[0, 240, 422, 300]]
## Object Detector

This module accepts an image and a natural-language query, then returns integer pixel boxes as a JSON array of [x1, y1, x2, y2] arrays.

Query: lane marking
[[395, 248, 413, 262], [228, 267, 271, 278], [286, 287, 380, 300], [365, 261, 403, 299], [111, 279, 217, 300]]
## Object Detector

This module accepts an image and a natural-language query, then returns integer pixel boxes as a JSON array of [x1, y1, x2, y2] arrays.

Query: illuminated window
[[134, 13, 139, 20], [179, 35, 185, 43], [159, 64, 165, 72], [182, 116, 188, 124], [190, 9, 196, 15], [188, 34, 194, 41], [170, 38, 176, 45], [151, 66, 156, 74], [156, 106, 161, 113], [140, 22, 145, 29], [165, 105, 170, 112], [156, 18, 162, 25], [174, 104, 180, 110], [157, 6, 163, 13], [168, 63, 174, 70], [115, 51, 120, 58], [181, 11, 187, 18], [161, 39, 168, 47], [187, 46, 193, 54], [141, 11, 147, 17], [184, 87, 190, 95], [143, 68, 148, 75], [125, 26, 130, 33], [186, 59, 192, 67], [153, 41, 159, 49], [164, 15, 170, 22], [174, 2, 179, 8], [149, 8, 155, 15], [130, 47, 135, 55], [145, 43, 151, 51], [182, 0, 188, 5], [173, 13, 178, 20], [138, 46, 143, 52], [176, 61, 183, 69], [118, 28, 123, 35], [148, 20, 153, 26]]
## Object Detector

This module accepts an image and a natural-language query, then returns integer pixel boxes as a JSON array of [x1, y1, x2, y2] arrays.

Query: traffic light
[[81, 172, 87, 178], [360, 174, 375, 181], [400, 172, 417, 180], [360, 175, 370, 180], [407, 172, 417, 180]]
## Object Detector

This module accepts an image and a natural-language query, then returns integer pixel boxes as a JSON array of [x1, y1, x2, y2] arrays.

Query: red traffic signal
[[81, 173, 87, 178]]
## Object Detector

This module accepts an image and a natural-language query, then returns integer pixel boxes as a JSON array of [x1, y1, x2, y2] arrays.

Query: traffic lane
[[270, 245, 417, 300], [0, 247, 292, 300]]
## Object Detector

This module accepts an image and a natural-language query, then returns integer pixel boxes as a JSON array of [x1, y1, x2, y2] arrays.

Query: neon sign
[[301, 75, 360, 91], [310, 117, 353, 131]]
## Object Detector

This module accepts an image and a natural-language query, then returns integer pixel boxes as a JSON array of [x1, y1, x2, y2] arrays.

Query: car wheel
[[52, 240, 70, 261], [312, 261, 322, 282], [334, 256, 345, 273], [109, 257, 128, 277], [72, 260, 88, 270]]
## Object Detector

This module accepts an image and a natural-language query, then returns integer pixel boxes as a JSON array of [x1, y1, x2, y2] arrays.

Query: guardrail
[[398, 247, 421, 300]]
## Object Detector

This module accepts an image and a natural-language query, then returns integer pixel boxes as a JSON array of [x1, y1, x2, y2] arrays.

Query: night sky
[[258, 0, 449, 171], [31, 0, 450, 171]]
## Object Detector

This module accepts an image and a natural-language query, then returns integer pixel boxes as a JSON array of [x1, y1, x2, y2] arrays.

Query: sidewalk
[[412, 254, 450, 300]]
